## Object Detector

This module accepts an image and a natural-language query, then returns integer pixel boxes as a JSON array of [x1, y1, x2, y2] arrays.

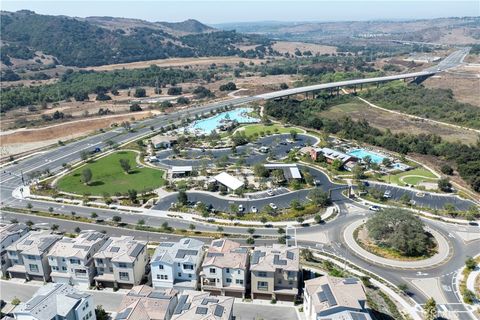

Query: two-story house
[[11, 283, 96, 320], [47, 231, 107, 287], [250, 244, 300, 301], [304, 276, 372, 320], [93, 236, 148, 289], [151, 238, 204, 291], [0, 223, 29, 278], [200, 238, 248, 298], [6, 230, 61, 281]]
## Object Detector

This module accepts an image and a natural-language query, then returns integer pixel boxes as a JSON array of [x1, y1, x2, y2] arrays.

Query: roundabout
[[343, 218, 452, 270]]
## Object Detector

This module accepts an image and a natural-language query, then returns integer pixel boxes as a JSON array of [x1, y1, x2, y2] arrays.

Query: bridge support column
[[353, 86, 357, 94], [336, 87, 340, 96]]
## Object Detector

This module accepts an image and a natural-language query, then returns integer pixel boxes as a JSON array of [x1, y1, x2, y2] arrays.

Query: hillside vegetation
[[0, 10, 273, 67], [362, 84, 480, 129]]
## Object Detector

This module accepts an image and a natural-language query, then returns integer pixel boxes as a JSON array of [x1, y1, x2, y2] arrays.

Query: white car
[[269, 203, 278, 210], [369, 205, 381, 211], [238, 204, 244, 212], [267, 190, 275, 196], [383, 190, 392, 198], [251, 206, 258, 213]]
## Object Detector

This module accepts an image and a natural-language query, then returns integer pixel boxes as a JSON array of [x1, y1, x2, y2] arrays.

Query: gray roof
[[0, 223, 28, 244], [94, 236, 146, 263], [7, 230, 61, 256], [152, 238, 204, 265], [12, 283, 90, 319]]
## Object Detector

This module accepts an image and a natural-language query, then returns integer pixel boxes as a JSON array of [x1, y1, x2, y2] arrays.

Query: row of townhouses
[[2, 224, 372, 320], [2, 225, 300, 301]]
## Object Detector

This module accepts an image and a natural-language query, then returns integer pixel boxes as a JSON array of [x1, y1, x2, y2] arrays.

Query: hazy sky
[[2, 1, 479, 24]]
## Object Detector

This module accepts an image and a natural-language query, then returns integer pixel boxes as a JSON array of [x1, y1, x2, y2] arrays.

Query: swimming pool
[[347, 149, 385, 164], [189, 107, 259, 134]]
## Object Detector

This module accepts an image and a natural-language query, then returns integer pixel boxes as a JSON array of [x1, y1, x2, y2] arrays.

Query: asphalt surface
[[0, 48, 477, 319]]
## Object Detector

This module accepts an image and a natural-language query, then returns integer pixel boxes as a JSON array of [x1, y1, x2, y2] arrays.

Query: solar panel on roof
[[196, 307, 208, 315], [201, 298, 219, 305], [344, 278, 358, 284], [273, 254, 287, 266], [129, 244, 144, 257], [159, 242, 175, 247], [175, 249, 198, 259], [286, 251, 294, 260], [110, 246, 120, 252], [251, 251, 266, 264], [206, 252, 224, 258], [212, 240, 224, 247], [320, 284, 337, 307], [317, 291, 327, 302], [115, 307, 132, 320], [23, 240, 33, 245], [214, 305, 224, 317], [174, 295, 188, 314]]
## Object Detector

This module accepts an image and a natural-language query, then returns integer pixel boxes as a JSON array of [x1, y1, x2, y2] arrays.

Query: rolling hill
[[0, 10, 272, 68]]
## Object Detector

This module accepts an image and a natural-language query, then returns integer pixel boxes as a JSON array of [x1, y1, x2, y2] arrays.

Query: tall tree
[[82, 168, 92, 185]]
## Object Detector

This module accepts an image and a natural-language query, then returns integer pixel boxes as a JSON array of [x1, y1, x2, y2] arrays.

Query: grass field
[[379, 167, 438, 186], [57, 151, 165, 196], [241, 124, 303, 137]]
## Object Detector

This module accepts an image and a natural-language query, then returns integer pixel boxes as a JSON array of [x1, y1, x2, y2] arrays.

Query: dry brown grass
[[271, 41, 337, 55], [0, 112, 153, 156], [319, 101, 479, 145], [424, 65, 480, 107], [86, 56, 263, 72]]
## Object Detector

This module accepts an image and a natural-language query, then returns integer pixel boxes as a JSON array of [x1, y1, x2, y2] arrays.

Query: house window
[[70, 258, 80, 265], [27, 255, 36, 260], [29, 264, 39, 273], [62, 266, 67, 271], [226, 268, 230, 273], [51, 266, 58, 271], [238, 270, 241, 274], [119, 272, 129, 281], [210, 268, 216, 274], [226, 278, 232, 283], [258, 271, 267, 277], [178, 272, 182, 277], [287, 271, 296, 279], [257, 281, 268, 291], [118, 263, 127, 268], [157, 274, 168, 280], [97, 259, 103, 264], [188, 274, 192, 278], [278, 279, 282, 284], [289, 280, 294, 285], [183, 264, 193, 270], [236, 279, 244, 285], [159, 264, 164, 270]]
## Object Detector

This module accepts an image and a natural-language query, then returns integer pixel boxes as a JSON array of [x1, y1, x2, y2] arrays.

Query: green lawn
[[241, 124, 303, 137], [379, 167, 438, 186], [57, 151, 165, 196]]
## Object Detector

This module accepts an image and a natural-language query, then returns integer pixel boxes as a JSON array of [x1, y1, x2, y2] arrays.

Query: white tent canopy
[[213, 172, 244, 191]]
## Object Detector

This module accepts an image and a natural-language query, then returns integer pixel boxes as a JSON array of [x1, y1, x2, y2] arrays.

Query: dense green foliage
[[0, 11, 272, 67], [366, 209, 432, 256], [266, 97, 480, 192], [363, 84, 480, 129], [0, 65, 200, 112]]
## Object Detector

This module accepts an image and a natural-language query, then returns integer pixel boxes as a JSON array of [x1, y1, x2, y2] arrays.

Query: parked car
[[267, 190, 274, 196], [238, 204, 244, 213], [251, 206, 258, 213], [369, 205, 381, 211], [269, 203, 278, 210], [383, 190, 392, 198]]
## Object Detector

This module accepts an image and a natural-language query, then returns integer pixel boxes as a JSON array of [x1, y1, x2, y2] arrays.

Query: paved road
[[0, 48, 476, 319]]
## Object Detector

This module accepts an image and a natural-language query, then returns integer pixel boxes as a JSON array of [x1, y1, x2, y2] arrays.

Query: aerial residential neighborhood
[[0, 1, 479, 320]]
